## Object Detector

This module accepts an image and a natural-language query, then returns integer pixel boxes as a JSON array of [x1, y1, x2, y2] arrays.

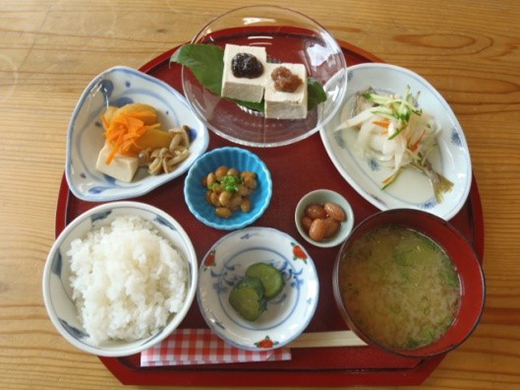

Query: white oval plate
[[320, 63, 472, 220], [197, 227, 319, 351], [65, 66, 209, 202]]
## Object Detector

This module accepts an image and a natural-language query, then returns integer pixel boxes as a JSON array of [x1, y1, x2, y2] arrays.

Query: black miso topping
[[231, 53, 264, 79]]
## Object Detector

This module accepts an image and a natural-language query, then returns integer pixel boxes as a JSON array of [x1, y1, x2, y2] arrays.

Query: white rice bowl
[[68, 215, 188, 345]]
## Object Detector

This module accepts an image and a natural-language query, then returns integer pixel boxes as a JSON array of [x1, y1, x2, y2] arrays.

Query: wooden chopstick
[[287, 331, 367, 348]]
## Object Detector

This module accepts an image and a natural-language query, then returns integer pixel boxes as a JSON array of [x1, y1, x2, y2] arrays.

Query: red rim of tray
[[54, 29, 485, 387]]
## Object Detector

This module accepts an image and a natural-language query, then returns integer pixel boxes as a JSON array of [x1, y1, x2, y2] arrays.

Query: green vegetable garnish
[[362, 85, 422, 141], [220, 174, 243, 193], [170, 43, 328, 111], [405, 338, 419, 349]]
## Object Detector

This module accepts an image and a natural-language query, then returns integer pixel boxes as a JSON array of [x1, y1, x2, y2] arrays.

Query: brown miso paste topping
[[271, 66, 303, 93]]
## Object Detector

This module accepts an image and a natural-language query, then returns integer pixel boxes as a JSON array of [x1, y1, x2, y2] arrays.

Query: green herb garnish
[[405, 338, 419, 349], [220, 174, 243, 193], [170, 44, 327, 111]]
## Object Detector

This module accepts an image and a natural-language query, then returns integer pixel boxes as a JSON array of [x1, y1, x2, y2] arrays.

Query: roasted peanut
[[324, 202, 346, 222], [300, 216, 313, 232], [323, 218, 340, 238], [215, 207, 232, 218], [205, 189, 212, 204], [309, 218, 326, 242], [305, 204, 328, 220]]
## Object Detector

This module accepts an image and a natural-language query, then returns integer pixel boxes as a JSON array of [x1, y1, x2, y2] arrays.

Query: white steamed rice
[[67, 215, 188, 345]]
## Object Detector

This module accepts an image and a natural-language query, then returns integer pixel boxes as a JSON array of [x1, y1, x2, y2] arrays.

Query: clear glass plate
[[181, 5, 348, 147]]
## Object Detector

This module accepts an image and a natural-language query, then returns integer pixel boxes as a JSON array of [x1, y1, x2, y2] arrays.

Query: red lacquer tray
[[55, 36, 484, 387]]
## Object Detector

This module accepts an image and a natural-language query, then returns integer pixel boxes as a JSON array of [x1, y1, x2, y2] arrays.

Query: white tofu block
[[95, 143, 138, 183], [265, 63, 308, 120], [221, 44, 267, 103]]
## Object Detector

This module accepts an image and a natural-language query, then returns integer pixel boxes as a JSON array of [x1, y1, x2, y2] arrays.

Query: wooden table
[[1, 0, 519, 389]]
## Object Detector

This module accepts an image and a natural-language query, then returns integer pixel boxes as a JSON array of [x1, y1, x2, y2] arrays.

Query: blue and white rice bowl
[[197, 227, 319, 351], [42, 201, 198, 357], [66, 66, 209, 202]]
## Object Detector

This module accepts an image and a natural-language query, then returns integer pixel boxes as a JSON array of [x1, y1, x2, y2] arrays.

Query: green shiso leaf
[[232, 98, 265, 112], [170, 44, 224, 95], [307, 77, 328, 110], [170, 43, 327, 112]]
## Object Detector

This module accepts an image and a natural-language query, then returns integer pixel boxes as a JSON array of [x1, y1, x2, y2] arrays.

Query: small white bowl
[[197, 227, 319, 350], [65, 66, 209, 202], [42, 202, 198, 357], [295, 189, 354, 248]]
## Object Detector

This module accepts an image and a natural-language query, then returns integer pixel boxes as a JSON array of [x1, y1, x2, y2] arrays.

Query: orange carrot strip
[[410, 130, 426, 153], [101, 115, 110, 131], [106, 132, 124, 164], [101, 106, 163, 164], [373, 120, 390, 128]]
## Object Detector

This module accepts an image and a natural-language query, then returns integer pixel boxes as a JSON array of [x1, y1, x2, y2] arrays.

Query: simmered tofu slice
[[95, 143, 138, 183]]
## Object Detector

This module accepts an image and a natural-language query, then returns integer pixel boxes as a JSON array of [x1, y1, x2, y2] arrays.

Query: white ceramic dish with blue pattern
[[320, 63, 472, 220], [66, 66, 209, 202], [197, 227, 319, 351], [42, 202, 198, 357]]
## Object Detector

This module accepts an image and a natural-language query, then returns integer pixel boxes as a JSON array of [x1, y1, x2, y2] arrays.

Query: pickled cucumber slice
[[246, 263, 285, 300], [228, 277, 267, 321]]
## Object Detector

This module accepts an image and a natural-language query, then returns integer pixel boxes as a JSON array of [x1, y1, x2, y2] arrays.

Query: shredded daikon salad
[[336, 86, 445, 191]]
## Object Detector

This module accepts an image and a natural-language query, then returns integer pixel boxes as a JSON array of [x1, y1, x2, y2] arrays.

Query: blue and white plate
[[320, 63, 472, 220], [66, 66, 209, 202], [197, 227, 319, 351]]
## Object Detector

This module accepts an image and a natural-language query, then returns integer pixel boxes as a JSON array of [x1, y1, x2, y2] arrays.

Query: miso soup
[[340, 225, 460, 350]]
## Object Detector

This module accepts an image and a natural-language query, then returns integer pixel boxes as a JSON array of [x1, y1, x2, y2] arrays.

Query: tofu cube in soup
[[221, 44, 267, 103], [265, 63, 308, 120]]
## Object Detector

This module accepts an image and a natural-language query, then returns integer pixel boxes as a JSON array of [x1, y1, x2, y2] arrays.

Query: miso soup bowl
[[332, 209, 485, 358]]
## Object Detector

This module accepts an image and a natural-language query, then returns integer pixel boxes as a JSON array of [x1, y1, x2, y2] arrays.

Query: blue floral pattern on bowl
[[197, 227, 319, 351], [42, 201, 198, 357], [65, 66, 209, 202]]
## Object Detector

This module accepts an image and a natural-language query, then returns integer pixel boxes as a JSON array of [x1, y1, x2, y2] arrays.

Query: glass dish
[[181, 5, 348, 147]]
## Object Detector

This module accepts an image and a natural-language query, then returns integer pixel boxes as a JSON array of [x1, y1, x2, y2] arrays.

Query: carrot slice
[[373, 120, 390, 128], [410, 130, 426, 153], [101, 106, 162, 164]]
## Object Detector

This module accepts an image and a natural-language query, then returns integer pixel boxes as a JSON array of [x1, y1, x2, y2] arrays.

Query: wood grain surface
[[1, 0, 519, 389]]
